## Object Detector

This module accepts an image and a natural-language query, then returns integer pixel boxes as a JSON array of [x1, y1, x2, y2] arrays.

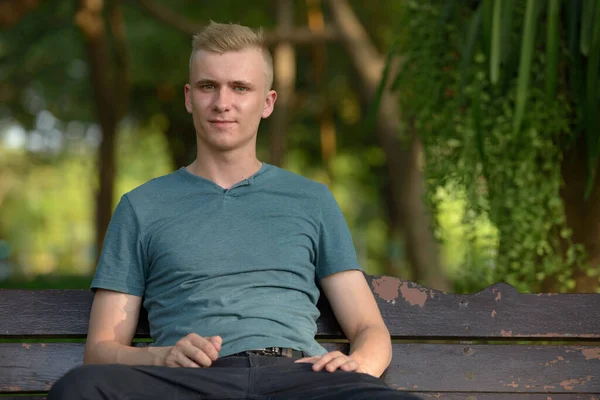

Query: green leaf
[[567, 0, 583, 65], [459, 4, 483, 105], [482, 0, 494, 57], [471, 81, 489, 198], [513, 0, 541, 135], [439, 0, 458, 27], [490, 0, 503, 84], [580, 0, 597, 55], [545, 0, 560, 102], [364, 38, 400, 135], [500, 0, 514, 63]]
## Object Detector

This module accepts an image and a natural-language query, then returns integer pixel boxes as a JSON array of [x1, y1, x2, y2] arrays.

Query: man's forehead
[[190, 49, 268, 85], [192, 48, 264, 64]]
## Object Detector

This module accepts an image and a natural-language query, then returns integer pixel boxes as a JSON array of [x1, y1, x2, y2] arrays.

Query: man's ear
[[184, 84, 192, 113], [262, 90, 277, 119]]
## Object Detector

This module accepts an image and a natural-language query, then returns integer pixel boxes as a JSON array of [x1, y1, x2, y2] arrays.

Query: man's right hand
[[162, 334, 223, 368]]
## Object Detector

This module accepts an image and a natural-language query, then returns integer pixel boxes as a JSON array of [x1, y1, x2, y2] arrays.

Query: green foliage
[[0, 125, 172, 279], [0, 1, 91, 126], [389, 0, 596, 292]]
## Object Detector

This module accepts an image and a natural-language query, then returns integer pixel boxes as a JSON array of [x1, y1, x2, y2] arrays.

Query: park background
[[0, 0, 599, 294]]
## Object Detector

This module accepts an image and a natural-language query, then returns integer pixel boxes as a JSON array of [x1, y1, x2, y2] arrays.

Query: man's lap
[[49, 356, 421, 399]]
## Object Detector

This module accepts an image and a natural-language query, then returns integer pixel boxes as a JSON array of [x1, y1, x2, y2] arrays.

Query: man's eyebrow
[[194, 79, 255, 89], [231, 80, 255, 88], [194, 79, 216, 86]]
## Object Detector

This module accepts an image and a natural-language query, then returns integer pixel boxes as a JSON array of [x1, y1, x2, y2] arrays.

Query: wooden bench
[[1, 274, 599, 399]]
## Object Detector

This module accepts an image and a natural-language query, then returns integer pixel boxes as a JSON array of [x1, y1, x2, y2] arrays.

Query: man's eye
[[201, 85, 215, 90], [234, 86, 248, 91]]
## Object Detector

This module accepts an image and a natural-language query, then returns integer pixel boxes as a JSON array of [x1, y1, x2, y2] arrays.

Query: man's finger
[[311, 352, 340, 370], [209, 336, 222, 351], [294, 356, 320, 363], [188, 335, 219, 361], [325, 357, 358, 373], [181, 343, 213, 367], [339, 361, 359, 372], [175, 351, 201, 368]]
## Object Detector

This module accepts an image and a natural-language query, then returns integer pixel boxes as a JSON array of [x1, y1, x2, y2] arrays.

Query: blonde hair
[[189, 21, 274, 90]]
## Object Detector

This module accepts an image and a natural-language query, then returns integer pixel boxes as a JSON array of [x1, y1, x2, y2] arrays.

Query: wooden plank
[[381, 344, 600, 394], [2, 394, 599, 400], [2, 275, 600, 339], [0, 289, 149, 338], [365, 276, 600, 341], [414, 395, 600, 399], [2, 343, 599, 394], [0, 396, 48, 399]]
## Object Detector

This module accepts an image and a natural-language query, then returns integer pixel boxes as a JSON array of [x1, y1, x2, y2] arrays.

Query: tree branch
[[130, 0, 338, 44], [325, 0, 384, 97]]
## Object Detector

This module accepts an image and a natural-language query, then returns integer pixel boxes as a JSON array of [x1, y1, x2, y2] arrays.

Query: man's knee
[[48, 364, 118, 400]]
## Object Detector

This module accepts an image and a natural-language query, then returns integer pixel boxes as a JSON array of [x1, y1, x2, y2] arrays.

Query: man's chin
[[206, 140, 247, 152], [196, 132, 255, 153]]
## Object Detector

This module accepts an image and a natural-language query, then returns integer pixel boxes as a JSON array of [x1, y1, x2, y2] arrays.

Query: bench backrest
[[1, 274, 599, 399]]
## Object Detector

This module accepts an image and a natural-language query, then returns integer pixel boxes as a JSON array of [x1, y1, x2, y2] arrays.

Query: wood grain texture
[[3, 395, 599, 400], [414, 395, 600, 400], [2, 343, 599, 394], [2, 275, 599, 340], [364, 276, 600, 341]]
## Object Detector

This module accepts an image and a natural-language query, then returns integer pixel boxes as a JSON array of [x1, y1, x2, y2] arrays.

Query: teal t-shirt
[[91, 163, 361, 357]]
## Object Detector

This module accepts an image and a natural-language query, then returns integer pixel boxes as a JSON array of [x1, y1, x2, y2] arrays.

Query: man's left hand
[[294, 351, 366, 374]]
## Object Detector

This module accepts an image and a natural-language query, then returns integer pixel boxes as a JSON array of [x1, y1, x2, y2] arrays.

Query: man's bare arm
[[85, 289, 222, 367], [296, 270, 392, 377]]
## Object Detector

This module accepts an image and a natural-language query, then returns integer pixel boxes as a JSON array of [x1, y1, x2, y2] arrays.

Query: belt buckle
[[259, 347, 281, 356]]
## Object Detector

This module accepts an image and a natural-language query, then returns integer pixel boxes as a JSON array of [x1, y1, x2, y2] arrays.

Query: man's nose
[[212, 88, 232, 112]]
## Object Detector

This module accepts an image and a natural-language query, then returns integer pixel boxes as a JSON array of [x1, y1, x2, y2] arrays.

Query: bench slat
[[367, 276, 600, 341], [415, 395, 600, 400], [2, 343, 598, 394], [2, 394, 599, 400], [2, 275, 599, 340]]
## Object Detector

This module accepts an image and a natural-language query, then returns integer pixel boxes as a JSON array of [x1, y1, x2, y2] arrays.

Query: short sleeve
[[90, 195, 147, 296], [315, 185, 362, 280]]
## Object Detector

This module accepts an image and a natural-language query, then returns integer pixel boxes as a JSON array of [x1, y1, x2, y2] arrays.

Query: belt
[[229, 347, 304, 358]]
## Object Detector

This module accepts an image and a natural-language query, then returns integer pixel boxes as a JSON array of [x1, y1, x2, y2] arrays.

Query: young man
[[48, 22, 420, 400]]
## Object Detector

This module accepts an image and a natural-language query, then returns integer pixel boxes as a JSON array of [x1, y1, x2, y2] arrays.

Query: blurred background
[[0, 0, 598, 294]]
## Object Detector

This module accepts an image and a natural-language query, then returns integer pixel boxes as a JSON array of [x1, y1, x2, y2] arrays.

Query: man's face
[[184, 48, 277, 154]]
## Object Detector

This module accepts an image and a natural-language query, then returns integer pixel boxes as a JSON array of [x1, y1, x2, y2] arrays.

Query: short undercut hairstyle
[[189, 21, 274, 91]]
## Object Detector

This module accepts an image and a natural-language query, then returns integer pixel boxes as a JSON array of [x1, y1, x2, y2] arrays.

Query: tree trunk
[[75, 0, 128, 264], [326, 0, 448, 290], [307, 0, 336, 177], [559, 137, 600, 293], [164, 115, 196, 169], [269, 0, 296, 167]]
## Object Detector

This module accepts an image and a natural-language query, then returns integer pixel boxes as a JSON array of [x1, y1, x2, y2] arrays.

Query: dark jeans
[[48, 354, 421, 399]]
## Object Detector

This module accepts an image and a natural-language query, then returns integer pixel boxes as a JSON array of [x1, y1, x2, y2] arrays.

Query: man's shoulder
[[266, 166, 330, 198], [122, 169, 184, 206]]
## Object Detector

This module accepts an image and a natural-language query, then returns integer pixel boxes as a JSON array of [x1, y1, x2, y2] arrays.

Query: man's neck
[[186, 151, 263, 190]]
